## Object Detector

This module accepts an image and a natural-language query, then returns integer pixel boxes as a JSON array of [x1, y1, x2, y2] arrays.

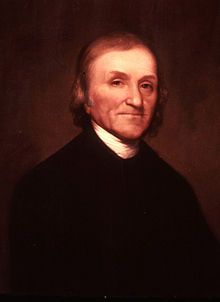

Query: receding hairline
[[86, 31, 154, 51], [87, 42, 156, 62], [86, 45, 158, 83], [81, 32, 157, 69]]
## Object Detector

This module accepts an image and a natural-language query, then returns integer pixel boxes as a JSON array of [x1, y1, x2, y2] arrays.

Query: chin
[[108, 119, 150, 142], [113, 127, 146, 142]]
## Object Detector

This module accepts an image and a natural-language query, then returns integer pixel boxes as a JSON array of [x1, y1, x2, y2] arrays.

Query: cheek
[[147, 93, 158, 109], [149, 92, 158, 107], [150, 98, 157, 110], [91, 87, 127, 110]]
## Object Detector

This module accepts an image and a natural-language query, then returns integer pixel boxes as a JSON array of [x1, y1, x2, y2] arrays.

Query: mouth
[[119, 113, 146, 116]]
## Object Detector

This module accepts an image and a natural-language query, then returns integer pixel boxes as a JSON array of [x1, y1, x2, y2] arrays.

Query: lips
[[119, 113, 146, 116]]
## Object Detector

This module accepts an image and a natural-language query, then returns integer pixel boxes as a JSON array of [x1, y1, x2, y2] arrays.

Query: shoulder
[[20, 131, 88, 183], [140, 141, 191, 188], [140, 141, 202, 216], [12, 131, 90, 206], [140, 142, 218, 243], [34, 131, 88, 174]]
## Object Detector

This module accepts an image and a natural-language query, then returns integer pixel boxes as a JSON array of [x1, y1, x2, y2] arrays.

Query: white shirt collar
[[92, 120, 139, 159]]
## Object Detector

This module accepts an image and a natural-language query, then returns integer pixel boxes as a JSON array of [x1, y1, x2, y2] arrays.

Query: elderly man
[[10, 32, 219, 297]]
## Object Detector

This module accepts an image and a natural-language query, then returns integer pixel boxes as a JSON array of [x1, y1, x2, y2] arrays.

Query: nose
[[126, 84, 143, 108]]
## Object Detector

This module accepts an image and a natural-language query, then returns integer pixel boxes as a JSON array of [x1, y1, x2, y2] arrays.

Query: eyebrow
[[108, 71, 129, 78], [107, 70, 158, 82]]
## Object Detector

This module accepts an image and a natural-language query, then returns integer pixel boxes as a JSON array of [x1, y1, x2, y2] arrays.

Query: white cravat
[[92, 120, 139, 159]]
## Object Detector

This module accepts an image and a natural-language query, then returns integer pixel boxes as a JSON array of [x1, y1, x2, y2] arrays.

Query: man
[[10, 32, 220, 297]]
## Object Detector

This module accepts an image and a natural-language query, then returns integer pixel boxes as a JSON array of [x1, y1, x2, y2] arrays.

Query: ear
[[84, 102, 91, 114], [84, 98, 94, 114]]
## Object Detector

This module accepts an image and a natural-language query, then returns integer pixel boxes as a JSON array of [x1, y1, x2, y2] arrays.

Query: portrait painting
[[0, 0, 220, 298]]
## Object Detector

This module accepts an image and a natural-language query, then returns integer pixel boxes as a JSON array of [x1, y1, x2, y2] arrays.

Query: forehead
[[89, 47, 157, 78]]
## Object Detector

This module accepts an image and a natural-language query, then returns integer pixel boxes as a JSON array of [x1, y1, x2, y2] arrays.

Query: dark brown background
[[1, 0, 220, 293]]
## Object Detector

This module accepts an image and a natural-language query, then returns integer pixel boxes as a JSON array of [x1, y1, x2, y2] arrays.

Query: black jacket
[[10, 127, 220, 297]]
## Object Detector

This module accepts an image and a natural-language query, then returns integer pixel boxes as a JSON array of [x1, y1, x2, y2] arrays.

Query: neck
[[92, 120, 140, 159]]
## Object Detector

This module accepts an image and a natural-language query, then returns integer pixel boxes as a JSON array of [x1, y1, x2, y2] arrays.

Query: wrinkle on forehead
[[106, 70, 158, 82], [89, 47, 158, 83]]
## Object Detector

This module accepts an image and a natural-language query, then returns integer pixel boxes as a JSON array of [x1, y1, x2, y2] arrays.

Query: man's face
[[86, 47, 158, 141]]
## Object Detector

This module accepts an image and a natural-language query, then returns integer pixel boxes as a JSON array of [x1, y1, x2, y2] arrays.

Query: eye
[[140, 82, 153, 90], [111, 79, 123, 86]]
